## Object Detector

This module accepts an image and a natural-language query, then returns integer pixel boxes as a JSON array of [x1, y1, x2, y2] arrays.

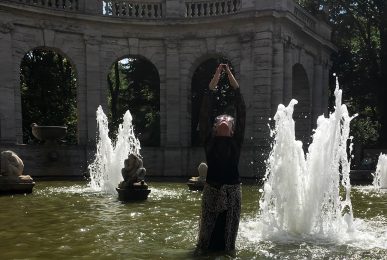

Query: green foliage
[[107, 57, 160, 146], [20, 49, 78, 144], [299, 0, 387, 147]]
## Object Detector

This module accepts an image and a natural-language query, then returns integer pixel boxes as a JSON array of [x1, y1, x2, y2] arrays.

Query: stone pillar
[[0, 22, 16, 143], [252, 31, 273, 177], [321, 61, 330, 116], [312, 59, 323, 124], [239, 33, 254, 142], [283, 43, 293, 105], [271, 37, 284, 114], [239, 32, 255, 177], [84, 34, 102, 145], [163, 38, 181, 176]]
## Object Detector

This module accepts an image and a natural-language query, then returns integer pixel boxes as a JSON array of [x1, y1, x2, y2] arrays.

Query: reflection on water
[[0, 181, 386, 259]]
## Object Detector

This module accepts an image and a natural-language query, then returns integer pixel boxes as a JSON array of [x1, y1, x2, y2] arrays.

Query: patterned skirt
[[196, 183, 241, 252]]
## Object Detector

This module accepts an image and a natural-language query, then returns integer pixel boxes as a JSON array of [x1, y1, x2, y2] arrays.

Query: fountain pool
[[0, 181, 386, 259]]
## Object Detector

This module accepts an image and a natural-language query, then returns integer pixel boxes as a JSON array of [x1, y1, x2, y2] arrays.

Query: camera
[[220, 64, 227, 68]]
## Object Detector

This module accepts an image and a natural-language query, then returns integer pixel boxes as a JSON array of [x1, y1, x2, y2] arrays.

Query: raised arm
[[208, 65, 223, 90]]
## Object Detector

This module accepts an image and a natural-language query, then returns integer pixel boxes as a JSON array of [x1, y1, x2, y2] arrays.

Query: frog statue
[[118, 153, 147, 189], [116, 153, 151, 201]]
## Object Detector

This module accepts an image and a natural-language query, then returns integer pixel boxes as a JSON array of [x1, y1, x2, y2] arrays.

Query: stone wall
[[0, 0, 335, 178]]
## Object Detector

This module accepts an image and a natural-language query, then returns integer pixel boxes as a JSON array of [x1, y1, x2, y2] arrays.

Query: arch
[[190, 55, 235, 146], [20, 47, 79, 144], [106, 54, 160, 146], [292, 63, 311, 146]]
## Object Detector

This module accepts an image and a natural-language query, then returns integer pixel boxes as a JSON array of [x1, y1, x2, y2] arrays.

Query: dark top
[[199, 88, 246, 185]]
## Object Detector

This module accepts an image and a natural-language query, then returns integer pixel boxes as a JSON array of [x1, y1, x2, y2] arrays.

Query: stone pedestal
[[116, 181, 151, 201], [0, 176, 35, 194], [186, 177, 205, 191]]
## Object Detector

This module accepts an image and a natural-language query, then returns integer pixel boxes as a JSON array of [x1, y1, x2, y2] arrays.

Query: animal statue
[[121, 154, 146, 186], [197, 162, 208, 181], [0, 150, 33, 182]]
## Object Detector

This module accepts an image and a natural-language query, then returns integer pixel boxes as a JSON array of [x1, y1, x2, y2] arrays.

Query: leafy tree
[[298, 0, 386, 147], [20, 49, 78, 144], [107, 57, 160, 146]]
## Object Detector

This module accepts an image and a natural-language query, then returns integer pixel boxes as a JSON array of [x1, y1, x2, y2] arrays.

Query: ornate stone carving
[[120, 153, 146, 186], [164, 38, 180, 50], [0, 22, 15, 34], [84, 34, 101, 46], [116, 153, 150, 201], [239, 32, 254, 44]]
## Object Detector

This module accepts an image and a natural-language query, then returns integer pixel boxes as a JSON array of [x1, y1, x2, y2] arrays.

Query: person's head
[[213, 114, 235, 137]]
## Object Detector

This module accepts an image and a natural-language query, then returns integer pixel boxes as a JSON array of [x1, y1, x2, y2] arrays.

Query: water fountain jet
[[259, 78, 355, 237], [372, 153, 387, 190], [88, 106, 150, 200]]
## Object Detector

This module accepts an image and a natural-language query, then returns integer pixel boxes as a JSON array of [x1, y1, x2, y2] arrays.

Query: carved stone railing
[[185, 0, 241, 18], [102, 0, 164, 18], [293, 5, 316, 29], [15, 0, 80, 11]]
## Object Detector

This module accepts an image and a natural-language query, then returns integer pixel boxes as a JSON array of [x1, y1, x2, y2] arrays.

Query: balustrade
[[103, 0, 164, 18], [293, 6, 316, 29], [16, 0, 80, 11], [185, 0, 240, 17]]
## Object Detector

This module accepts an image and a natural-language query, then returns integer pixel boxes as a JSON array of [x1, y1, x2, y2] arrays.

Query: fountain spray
[[259, 77, 356, 237], [373, 153, 387, 190], [88, 106, 141, 194]]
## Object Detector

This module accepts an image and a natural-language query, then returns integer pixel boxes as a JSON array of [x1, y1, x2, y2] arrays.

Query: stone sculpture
[[187, 162, 207, 191], [116, 153, 150, 201], [0, 150, 35, 194], [119, 154, 146, 187]]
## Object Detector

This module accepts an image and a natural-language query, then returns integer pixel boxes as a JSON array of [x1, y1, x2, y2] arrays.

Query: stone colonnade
[[0, 0, 334, 178]]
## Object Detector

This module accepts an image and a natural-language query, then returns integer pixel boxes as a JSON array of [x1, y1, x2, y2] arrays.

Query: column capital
[[164, 37, 181, 49], [84, 34, 101, 46], [0, 22, 14, 34]]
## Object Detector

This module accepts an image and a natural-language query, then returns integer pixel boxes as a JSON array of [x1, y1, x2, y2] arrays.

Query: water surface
[[0, 181, 386, 259]]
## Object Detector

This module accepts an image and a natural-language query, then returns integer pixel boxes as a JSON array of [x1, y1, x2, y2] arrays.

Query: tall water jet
[[259, 79, 355, 237], [88, 106, 141, 194], [373, 153, 387, 190]]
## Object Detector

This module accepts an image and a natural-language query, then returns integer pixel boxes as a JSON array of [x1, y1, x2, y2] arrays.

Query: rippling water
[[0, 181, 386, 259]]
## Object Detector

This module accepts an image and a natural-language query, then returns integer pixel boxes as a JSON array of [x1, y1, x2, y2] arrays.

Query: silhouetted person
[[196, 64, 246, 254]]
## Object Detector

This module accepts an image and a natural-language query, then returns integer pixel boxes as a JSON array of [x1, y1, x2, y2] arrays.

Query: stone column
[[239, 33, 254, 143], [312, 58, 323, 124], [252, 31, 273, 177], [84, 34, 102, 145], [239, 32, 255, 177], [283, 44, 293, 105], [271, 37, 284, 114], [321, 60, 330, 116], [0, 22, 16, 143], [163, 38, 181, 176]]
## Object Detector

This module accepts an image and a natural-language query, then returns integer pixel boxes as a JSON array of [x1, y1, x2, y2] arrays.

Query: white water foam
[[88, 106, 141, 194], [259, 79, 356, 239]]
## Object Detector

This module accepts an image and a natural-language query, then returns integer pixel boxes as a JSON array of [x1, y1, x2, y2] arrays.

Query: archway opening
[[107, 56, 160, 146], [191, 56, 234, 146], [292, 63, 311, 146], [20, 48, 78, 144]]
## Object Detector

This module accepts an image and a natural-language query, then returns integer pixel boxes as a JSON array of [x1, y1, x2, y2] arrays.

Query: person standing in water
[[196, 63, 246, 253]]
